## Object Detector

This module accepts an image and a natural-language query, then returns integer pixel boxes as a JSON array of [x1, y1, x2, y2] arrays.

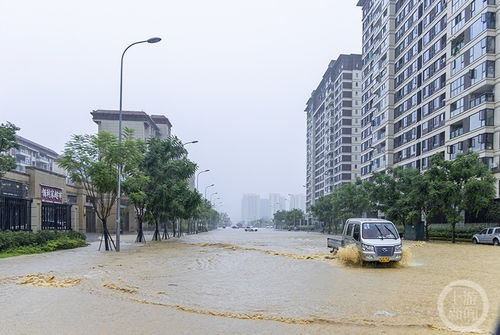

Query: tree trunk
[[100, 220, 115, 251], [135, 216, 145, 243], [152, 219, 161, 241], [162, 222, 169, 240], [451, 222, 456, 243]]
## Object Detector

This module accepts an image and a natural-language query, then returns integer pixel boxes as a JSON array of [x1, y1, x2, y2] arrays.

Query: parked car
[[472, 227, 500, 245], [245, 226, 258, 232], [327, 218, 403, 263]]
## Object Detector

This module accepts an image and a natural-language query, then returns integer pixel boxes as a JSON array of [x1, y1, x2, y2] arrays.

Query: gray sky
[[1, 0, 361, 222]]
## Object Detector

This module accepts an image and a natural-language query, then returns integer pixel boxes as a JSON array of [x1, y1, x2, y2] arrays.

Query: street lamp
[[204, 184, 214, 198], [116, 36, 161, 252], [210, 192, 218, 203], [196, 169, 210, 190], [183, 140, 199, 145]]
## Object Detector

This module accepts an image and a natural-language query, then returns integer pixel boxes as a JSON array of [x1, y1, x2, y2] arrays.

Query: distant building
[[241, 193, 260, 223], [259, 198, 271, 220], [91, 110, 172, 140], [305, 54, 363, 210], [288, 194, 306, 212], [9, 135, 61, 174], [269, 193, 286, 216]]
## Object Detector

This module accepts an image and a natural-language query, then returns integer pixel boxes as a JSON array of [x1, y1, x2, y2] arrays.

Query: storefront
[[40, 185, 72, 230], [0, 179, 31, 231]]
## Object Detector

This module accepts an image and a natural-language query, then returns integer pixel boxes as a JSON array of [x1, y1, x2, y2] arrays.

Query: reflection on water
[[0, 229, 499, 335]]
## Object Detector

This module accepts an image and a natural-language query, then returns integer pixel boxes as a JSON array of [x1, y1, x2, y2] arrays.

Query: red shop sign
[[41, 185, 63, 203]]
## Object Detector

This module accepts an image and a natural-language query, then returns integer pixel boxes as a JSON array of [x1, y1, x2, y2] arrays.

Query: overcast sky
[[1, 0, 361, 222]]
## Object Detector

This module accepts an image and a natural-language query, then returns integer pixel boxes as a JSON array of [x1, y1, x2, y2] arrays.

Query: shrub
[[428, 226, 486, 241], [0, 230, 87, 252]]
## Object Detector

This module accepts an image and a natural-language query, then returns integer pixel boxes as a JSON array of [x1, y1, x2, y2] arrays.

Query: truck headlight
[[395, 244, 402, 252], [362, 243, 374, 252]]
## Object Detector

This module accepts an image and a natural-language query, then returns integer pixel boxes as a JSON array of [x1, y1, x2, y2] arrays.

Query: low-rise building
[[91, 110, 172, 140]]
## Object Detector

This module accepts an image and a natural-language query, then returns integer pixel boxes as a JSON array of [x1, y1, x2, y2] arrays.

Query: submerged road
[[0, 228, 499, 335]]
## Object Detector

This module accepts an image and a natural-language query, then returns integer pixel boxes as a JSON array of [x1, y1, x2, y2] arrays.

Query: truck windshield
[[362, 223, 399, 240]]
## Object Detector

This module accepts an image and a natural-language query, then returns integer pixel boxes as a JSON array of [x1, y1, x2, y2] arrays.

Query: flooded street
[[1, 229, 499, 335]]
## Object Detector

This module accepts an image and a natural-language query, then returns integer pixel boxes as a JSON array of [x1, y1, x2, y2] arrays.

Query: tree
[[122, 138, 148, 242], [193, 199, 216, 232], [142, 136, 198, 240], [0, 122, 19, 177], [57, 130, 141, 250], [165, 181, 202, 237], [426, 152, 495, 243], [330, 180, 371, 228], [218, 213, 232, 227], [485, 201, 500, 225], [310, 194, 335, 233], [273, 210, 288, 229]]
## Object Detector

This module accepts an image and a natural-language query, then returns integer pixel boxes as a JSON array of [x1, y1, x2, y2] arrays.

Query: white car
[[472, 227, 500, 245], [244, 226, 257, 232]]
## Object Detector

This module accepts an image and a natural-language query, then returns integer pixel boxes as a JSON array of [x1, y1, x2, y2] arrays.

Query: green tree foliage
[[57, 130, 141, 250], [273, 209, 305, 230], [426, 152, 495, 243], [193, 199, 219, 231], [273, 210, 288, 229], [330, 180, 370, 228], [142, 136, 199, 240], [121, 139, 148, 242], [310, 194, 335, 233], [218, 213, 232, 227], [369, 167, 430, 228], [0, 122, 19, 177]]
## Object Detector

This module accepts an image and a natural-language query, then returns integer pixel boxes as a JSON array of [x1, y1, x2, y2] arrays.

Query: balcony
[[469, 92, 494, 109], [450, 127, 464, 139]]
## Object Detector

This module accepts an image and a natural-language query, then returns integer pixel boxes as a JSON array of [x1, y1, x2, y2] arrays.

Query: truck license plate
[[379, 257, 390, 263]]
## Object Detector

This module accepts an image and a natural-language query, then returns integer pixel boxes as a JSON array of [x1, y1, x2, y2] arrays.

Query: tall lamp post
[[209, 192, 218, 203], [204, 184, 214, 199], [116, 37, 161, 252], [196, 169, 210, 190]]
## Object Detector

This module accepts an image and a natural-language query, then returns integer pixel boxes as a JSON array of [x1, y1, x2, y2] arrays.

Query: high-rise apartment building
[[446, 0, 498, 177], [305, 54, 363, 209], [357, 0, 397, 177], [357, 0, 499, 190], [305, 0, 500, 212], [259, 198, 271, 220], [241, 193, 260, 223], [269, 193, 286, 215], [288, 194, 306, 212]]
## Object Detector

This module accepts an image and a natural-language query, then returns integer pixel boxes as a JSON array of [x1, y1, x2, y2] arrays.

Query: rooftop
[[15, 135, 59, 157], [91, 110, 172, 131]]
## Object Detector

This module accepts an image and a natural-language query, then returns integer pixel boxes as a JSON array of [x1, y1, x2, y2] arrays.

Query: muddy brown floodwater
[[0, 229, 499, 335]]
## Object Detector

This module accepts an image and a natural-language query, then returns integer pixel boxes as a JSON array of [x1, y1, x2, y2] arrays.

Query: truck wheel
[[493, 238, 499, 246], [472, 238, 478, 244]]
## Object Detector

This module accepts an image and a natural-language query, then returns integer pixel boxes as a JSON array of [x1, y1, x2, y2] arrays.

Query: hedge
[[0, 230, 87, 252], [427, 226, 485, 241]]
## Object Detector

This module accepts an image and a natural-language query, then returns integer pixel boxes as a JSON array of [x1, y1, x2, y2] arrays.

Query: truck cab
[[327, 218, 403, 263]]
